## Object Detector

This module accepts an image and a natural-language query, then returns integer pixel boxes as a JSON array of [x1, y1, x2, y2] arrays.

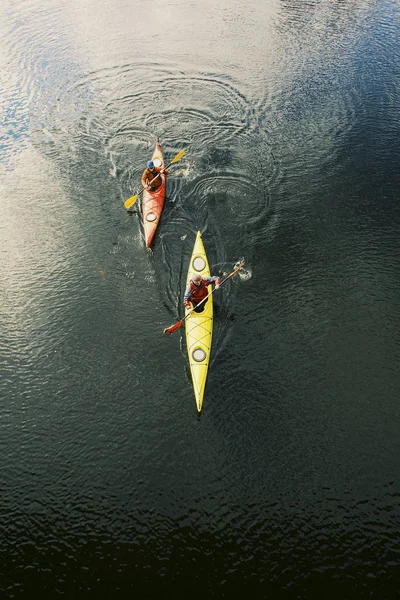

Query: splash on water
[[233, 258, 251, 281], [238, 267, 251, 281]]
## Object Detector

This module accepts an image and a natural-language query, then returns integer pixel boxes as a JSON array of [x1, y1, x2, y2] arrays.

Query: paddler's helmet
[[147, 160, 155, 169], [192, 274, 202, 286]]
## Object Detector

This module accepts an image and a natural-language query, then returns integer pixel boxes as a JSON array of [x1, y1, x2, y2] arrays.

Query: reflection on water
[[1, 0, 400, 596]]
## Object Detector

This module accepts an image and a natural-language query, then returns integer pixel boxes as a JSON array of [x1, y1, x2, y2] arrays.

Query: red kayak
[[142, 140, 166, 248]]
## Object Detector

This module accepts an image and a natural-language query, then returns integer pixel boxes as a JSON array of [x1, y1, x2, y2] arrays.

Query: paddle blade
[[170, 150, 185, 164], [164, 319, 183, 335], [124, 194, 139, 209]]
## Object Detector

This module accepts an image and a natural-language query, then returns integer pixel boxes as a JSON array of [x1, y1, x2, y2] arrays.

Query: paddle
[[163, 259, 245, 335], [124, 150, 185, 210]]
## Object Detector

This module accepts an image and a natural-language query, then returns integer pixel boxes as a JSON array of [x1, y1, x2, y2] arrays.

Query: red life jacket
[[189, 280, 209, 303]]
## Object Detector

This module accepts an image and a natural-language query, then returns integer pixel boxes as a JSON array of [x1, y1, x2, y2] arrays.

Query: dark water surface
[[1, 0, 400, 597]]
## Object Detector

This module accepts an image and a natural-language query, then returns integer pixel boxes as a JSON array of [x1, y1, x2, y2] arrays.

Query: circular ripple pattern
[[25, 60, 276, 318], [6, 55, 277, 227], [66, 64, 277, 221]]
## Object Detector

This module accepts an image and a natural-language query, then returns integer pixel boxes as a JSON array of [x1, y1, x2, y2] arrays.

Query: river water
[[1, 0, 400, 597]]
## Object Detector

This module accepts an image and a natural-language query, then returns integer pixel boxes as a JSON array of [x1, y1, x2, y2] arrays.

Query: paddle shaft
[[164, 261, 245, 335]]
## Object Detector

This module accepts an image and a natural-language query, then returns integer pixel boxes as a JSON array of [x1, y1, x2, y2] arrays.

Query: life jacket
[[145, 168, 162, 189], [189, 279, 209, 303]]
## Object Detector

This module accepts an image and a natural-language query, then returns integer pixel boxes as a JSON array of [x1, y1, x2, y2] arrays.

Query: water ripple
[[2, 0, 400, 596]]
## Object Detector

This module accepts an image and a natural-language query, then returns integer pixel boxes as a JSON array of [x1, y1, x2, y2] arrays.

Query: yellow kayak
[[185, 231, 213, 412]]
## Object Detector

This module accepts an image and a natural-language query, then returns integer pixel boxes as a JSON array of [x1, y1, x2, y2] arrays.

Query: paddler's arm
[[155, 167, 168, 181], [204, 276, 221, 290], [141, 169, 150, 189], [184, 284, 192, 308]]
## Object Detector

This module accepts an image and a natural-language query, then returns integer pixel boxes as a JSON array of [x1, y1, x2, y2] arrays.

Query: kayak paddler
[[141, 160, 168, 192], [184, 273, 221, 313]]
